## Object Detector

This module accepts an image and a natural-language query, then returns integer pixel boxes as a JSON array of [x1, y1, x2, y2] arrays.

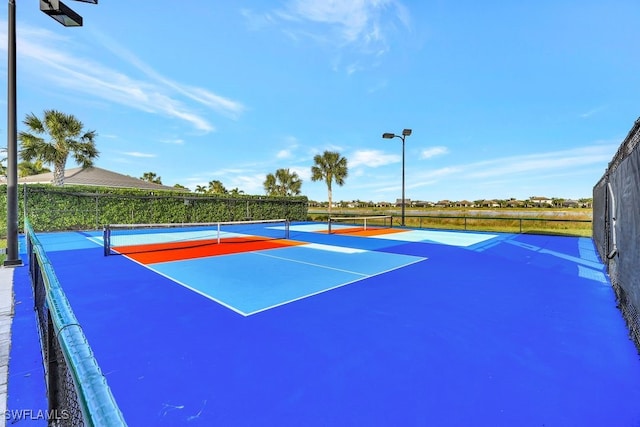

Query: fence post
[[95, 196, 99, 230]]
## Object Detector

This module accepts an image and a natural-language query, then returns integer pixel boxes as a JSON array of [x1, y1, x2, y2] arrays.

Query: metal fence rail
[[26, 219, 127, 426], [309, 211, 592, 236]]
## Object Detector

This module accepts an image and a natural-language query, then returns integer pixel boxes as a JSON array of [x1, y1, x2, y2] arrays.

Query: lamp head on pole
[[382, 133, 395, 139], [40, 0, 84, 26], [402, 129, 412, 136], [40, 0, 98, 27]]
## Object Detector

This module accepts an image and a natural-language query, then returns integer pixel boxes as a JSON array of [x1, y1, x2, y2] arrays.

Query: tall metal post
[[401, 135, 406, 227], [382, 129, 412, 228], [5, 0, 22, 266]]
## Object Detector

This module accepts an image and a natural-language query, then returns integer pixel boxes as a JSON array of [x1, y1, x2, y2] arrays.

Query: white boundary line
[[254, 251, 369, 277], [244, 256, 427, 316]]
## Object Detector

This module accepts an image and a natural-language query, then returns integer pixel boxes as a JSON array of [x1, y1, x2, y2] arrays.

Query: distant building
[[506, 199, 524, 208], [529, 196, 553, 207], [412, 200, 434, 207], [479, 199, 501, 208]]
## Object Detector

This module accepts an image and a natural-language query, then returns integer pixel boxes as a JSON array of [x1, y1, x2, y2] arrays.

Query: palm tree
[[18, 160, 50, 177], [264, 168, 302, 196], [194, 184, 207, 194], [264, 173, 277, 195], [18, 110, 98, 186], [229, 187, 245, 196], [141, 171, 162, 184], [311, 151, 348, 214], [208, 180, 227, 194]]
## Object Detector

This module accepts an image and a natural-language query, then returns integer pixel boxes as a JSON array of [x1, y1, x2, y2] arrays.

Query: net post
[[103, 226, 110, 256], [364, 217, 368, 231], [217, 222, 221, 244], [285, 219, 290, 239], [328, 217, 332, 234]]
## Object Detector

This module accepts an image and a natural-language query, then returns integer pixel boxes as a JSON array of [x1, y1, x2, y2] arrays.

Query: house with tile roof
[[16, 166, 183, 192]]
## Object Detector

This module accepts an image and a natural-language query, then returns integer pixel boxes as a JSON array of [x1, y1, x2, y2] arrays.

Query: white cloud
[[350, 149, 400, 168], [290, 165, 311, 181], [229, 174, 266, 194], [277, 149, 293, 159], [2, 23, 245, 133], [122, 152, 157, 158], [580, 106, 607, 119], [406, 143, 616, 189], [275, 136, 301, 159], [246, 0, 411, 70], [160, 138, 185, 145], [464, 145, 614, 179], [281, 0, 398, 46], [240, 8, 277, 31], [420, 146, 449, 159]]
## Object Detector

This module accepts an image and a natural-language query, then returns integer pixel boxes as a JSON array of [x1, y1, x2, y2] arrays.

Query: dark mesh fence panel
[[609, 146, 640, 350], [593, 117, 640, 352], [592, 177, 608, 263]]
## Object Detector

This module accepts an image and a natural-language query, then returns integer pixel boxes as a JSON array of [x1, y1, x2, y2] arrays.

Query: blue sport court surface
[[8, 221, 640, 426]]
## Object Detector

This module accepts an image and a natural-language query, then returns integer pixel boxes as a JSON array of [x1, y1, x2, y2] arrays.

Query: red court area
[[113, 237, 302, 264]]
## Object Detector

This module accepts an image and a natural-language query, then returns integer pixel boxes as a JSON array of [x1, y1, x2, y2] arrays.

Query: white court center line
[[253, 251, 369, 276]]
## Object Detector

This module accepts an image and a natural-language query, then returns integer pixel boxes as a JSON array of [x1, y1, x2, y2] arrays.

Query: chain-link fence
[[593, 117, 640, 352], [27, 219, 127, 426]]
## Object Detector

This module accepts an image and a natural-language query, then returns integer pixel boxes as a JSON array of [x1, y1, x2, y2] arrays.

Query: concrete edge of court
[[0, 266, 15, 427]]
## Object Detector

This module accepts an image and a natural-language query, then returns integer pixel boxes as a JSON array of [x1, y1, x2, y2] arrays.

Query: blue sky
[[1, 1, 638, 203]]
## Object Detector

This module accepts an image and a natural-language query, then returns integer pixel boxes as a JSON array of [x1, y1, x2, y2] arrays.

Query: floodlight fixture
[[382, 128, 413, 227], [40, 0, 83, 27]]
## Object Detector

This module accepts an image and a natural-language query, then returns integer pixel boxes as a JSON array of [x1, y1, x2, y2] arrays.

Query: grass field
[[309, 207, 593, 237]]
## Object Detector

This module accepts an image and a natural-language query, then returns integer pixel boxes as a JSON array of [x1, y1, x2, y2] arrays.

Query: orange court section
[[112, 237, 304, 265]]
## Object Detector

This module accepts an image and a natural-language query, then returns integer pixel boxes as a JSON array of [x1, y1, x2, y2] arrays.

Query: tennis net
[[103, 218, 290, 256], [327, 215, 393, 234]]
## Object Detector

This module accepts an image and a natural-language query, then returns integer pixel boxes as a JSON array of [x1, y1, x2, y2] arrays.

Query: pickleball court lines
[[145, 243, 427, 315]]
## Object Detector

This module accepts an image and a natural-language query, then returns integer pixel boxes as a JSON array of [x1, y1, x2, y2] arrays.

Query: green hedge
[[0, 184, 308, 235]]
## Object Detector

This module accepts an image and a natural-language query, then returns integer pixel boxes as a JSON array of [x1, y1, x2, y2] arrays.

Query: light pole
[[382, 129, 412, 227], [5, 0, 20, 265], [4, 0, 95, 267]]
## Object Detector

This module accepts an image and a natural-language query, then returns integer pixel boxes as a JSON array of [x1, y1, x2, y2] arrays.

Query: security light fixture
[[382, 129, 413, 227], [40, 0, 83, 27]]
